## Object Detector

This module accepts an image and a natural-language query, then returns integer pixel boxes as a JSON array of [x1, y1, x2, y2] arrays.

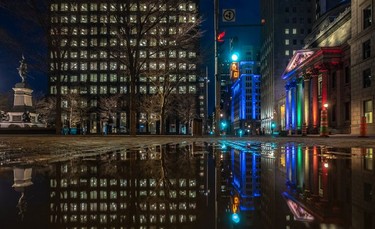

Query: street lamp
[[214, 0, 220, 137], [320, 103, 329, 137]]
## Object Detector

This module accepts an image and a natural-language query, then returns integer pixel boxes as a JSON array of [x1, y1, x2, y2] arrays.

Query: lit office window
[[100, 15, 107, 23], [61, 3, 68, 11], [149, 86, 157, 94], [189, 51, 196, 58], [189, 3, 196, 11], [159, 62, 165, 70], [110, 87, 117, 94], [51, 4, 58, 11], [100, 3, 107, 11], [90, 86, 97, 94], [285, 50, 290, 56], [189, 15, 196, 23], [169, 50, 176, 58], [139, 85, 147, 94], [189, 86, 196, 93], [285, 39, 290, 45], [169, 62, 176, 70], [179, 86, 186, 94], [99, 86, 107, 95], [100, 62, 107, 70], [188, 75, 196, 82], [70, 62, 78, 70], [80, 63, 87, 70], [119, 86, 127, 94], [179, 63, 187, 70], [90, 27, 97, 35], [50, 86, 57, 94], [285, 28, 289, 34], [90, 62, 97, 70], [81, 15, 88, 23], [90, 38, 97, 47], [70, 75, 78, 82], [169, 27, 177, 34], [292, 28, 297, 34], [90, 74, 97, 82], [364, 99, 373, 123], [189, 63, 196, 70], [110, 74, 117, 82], [80, 50, 87, 58], [90, 15, 97, 23]]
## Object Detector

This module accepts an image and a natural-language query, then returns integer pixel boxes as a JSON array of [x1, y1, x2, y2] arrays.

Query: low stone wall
[[0, 128, 56, 135]]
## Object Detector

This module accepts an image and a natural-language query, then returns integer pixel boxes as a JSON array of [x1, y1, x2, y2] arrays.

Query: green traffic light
[[231, 213, 240, 223], [231, 53, 239, 61]]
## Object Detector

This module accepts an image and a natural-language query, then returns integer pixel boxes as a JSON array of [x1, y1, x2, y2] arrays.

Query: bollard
[[359, 116, 368, 138], [320, 109, 329, 137], [302, 122, 307, 136]]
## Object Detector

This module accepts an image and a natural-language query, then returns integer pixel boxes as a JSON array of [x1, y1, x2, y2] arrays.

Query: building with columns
[[281, 3, 351, 134]]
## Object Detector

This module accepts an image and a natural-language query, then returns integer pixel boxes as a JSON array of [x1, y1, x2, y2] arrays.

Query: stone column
[[303, 73, 311, 130], [311, 70, 319, 131], [290, 80, 297, 131], [285, 84, 291, 131], [297, 78, 304, 130]]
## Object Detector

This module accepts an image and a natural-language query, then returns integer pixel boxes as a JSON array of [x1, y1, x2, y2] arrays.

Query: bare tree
[[61, 93, 89, 129], [34, 96, 56, 127], [108, 0, 203, 135], [98, 94, 123, 133], [174, 94, 197, 134]]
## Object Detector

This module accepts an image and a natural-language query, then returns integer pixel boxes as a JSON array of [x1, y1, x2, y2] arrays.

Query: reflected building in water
[[48, 143, 207, 228], [229, 146, 262, 227], [260, 144, 375, 228], [352, 148, 374, 229]]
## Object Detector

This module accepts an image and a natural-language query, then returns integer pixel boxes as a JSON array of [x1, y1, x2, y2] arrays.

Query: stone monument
[[0, 56, 45, 128]]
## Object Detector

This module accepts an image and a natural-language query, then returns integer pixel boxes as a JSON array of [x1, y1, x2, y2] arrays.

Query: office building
[[231, 61, 261, 135], [260, 0, 317, 133], [350, 0, 375, 134], [48, 1, 203, 134]]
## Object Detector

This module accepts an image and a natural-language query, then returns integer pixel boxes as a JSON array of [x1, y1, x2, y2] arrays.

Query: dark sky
[[0, 0, 260, 112]]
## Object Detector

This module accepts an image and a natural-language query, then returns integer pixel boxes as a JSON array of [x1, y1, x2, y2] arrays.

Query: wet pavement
[[1, 134, 375, 154]]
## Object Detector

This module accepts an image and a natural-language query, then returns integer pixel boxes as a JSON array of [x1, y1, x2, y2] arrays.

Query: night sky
[[0, 0, 260, 113]]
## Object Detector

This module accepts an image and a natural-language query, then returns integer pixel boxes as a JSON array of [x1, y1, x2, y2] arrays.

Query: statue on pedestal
[[17, 55, 28, 83]]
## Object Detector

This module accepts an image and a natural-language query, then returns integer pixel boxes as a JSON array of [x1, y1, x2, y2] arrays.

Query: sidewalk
[[1, 134, 374, 155]]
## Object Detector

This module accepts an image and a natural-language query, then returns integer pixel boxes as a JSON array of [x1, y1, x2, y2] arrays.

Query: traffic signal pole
[[214, 0, 221, 137]]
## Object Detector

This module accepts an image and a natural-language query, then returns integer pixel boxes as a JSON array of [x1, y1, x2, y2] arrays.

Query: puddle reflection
[[0, 142, 374, 229]]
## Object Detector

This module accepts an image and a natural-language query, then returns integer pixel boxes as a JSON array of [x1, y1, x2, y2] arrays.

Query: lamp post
[[320, 103, 329, 137], [214, 0, 221, 137]]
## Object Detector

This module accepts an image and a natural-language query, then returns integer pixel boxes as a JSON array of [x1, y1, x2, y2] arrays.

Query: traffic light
[[230, 36, 239, 60], [230, 62, 239, 81], [231, 53, 239, 61], [231, 195, 240, 223]]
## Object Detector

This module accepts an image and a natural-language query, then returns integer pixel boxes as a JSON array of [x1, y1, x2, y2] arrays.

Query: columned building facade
[[281, 3, 351, 134], [260, 0, 315, 134]]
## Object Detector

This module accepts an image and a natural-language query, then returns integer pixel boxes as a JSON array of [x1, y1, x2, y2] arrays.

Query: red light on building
[[217, 31, 226, 43]]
